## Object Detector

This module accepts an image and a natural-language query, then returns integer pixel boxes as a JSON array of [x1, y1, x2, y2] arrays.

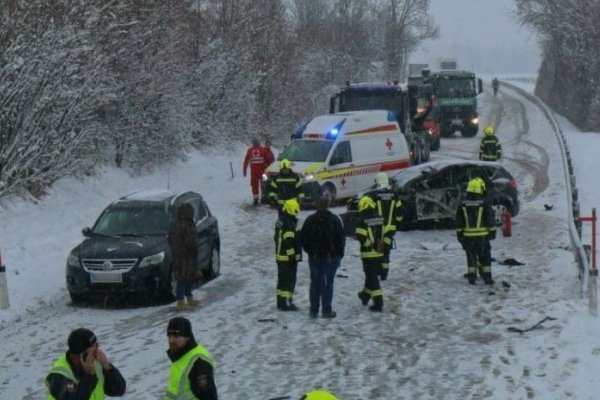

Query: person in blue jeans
[[301, 195, 345, 319]]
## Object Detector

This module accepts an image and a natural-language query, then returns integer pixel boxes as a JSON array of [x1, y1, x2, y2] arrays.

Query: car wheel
[[207, 246, 220, 280], [69, 292, 87, 304], [321, 183, 337, 205]]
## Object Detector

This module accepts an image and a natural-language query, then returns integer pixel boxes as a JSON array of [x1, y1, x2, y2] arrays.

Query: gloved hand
[[376, 242, 385, 253], [243, 171, 247, 177], [269, 198, 277, 208], [488, 231, 496, 240], [380, 268, 389, 281]]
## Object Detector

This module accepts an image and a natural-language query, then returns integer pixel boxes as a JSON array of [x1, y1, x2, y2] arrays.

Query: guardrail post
[[0, 246, 9, 309]]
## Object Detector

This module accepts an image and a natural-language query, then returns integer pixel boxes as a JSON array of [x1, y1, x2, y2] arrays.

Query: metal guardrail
[[500, 81, 592, 303]]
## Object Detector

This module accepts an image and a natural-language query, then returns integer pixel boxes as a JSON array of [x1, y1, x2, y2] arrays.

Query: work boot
[[358, 291, 370, 306], [176, 300, 190, 311], [277, 297, 288, 311], [483, 274, 495, 285], [287, 303, 299, 311], [321, 311, 337, 319], [309, 311, 318, 319], [369, 297, 383, 312], [186, 296, 200, 308], [253, 198, 259, 206], [467, 273, 476, 285]]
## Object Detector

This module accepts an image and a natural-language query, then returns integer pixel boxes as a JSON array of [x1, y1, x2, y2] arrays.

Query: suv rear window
[[93, 206, 171, 236]]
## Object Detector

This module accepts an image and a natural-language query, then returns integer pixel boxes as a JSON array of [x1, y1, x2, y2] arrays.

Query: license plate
[[451, 118, 463, 125], [90, 272, 123, 283]]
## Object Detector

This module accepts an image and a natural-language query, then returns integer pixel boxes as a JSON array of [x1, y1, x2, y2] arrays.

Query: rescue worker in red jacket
[[362, 172, 404, 281], [479, 126, 502, 161], [268, 159, 304, 216], [243, 138, 269, 205], [355, 196, 392, 312], [274, 199, 302, 311], [455, 177, 497, 285]]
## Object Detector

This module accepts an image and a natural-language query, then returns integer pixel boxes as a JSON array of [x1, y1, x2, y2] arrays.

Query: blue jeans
[[176, 281, 192, 301], [309, 256, 340, 314]]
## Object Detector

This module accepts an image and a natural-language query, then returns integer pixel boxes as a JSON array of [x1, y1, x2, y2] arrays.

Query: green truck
[[421, 70, 483, 137]]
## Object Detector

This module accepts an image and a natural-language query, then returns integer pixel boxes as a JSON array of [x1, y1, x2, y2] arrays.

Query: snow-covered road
[[0, 85, 589, 399]]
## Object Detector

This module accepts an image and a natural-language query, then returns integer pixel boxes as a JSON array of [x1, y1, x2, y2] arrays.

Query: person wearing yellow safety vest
[[165, 317, 218, 400], [299, 389, 339, 399], [355, 196, 392, 312], [268, 159, 305, 217], [455, 177, 497, 285], [45, 328, 126, 400], [362, 172, 404, 281], [479, 126, 502, 161], [274, 198, 303, 311]]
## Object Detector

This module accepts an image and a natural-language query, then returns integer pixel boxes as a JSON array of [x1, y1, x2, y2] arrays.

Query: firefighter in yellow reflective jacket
[[355, 196, 392, 312], [268, 159, 305, 216], [275, 199, 302, 311], [479, 126, 502, 161], [455, 178, 497, 285], [362, 172, 404, 280]]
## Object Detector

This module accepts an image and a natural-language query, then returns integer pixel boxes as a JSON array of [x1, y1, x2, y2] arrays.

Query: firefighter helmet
[[375, 172, 390, 188], [282, 199, 300, 216], [484, 126, 495, 136], [358, 196, 376, 211], [300, 390, 338, 400], [280, 159, 292, 170], [466, 177, 486, 195]]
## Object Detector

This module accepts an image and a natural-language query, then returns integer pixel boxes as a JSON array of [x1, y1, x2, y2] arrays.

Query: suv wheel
[[207, 246, 220, 279], [69, 292, 87, 304]]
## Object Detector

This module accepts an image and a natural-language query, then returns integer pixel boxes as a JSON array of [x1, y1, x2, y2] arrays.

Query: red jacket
[[243, 145, 269, 176]]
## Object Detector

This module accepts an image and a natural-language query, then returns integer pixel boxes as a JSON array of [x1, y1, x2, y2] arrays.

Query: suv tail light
[[509, 178, 517, 189]]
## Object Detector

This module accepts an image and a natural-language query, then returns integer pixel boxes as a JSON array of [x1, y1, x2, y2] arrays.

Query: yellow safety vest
[[46, 355, 104, 400], [165, 344, 215, 400]]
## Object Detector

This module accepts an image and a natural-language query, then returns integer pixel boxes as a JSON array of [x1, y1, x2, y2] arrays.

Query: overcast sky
[[412, 0, 541, 75]]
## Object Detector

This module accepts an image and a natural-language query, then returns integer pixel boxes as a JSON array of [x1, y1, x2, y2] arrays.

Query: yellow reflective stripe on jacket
[[46, 356, 105, 400], [165, 345, 214, 400], [462, 207, 489, 237]]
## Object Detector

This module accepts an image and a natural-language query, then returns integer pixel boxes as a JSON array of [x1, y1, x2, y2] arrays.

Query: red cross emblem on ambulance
[[385, 138, 393, 150]]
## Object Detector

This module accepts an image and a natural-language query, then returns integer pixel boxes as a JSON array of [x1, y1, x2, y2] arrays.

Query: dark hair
[[316, 194, 330, 210]]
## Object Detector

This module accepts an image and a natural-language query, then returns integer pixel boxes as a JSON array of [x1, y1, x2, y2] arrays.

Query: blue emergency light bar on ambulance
[[263, 110, 412, 204]]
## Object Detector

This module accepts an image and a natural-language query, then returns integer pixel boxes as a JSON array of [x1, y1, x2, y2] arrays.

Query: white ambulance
[[264, 110, 411, 204]]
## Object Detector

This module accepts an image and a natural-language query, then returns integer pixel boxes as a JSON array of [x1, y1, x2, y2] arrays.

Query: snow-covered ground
[[1, 82, 599, 399]]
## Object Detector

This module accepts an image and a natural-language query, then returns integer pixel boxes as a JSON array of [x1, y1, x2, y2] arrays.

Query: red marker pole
[[578, 208, 597, 275]]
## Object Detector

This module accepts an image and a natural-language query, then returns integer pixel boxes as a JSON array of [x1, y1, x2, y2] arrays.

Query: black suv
[[66, 190, 220, 303]]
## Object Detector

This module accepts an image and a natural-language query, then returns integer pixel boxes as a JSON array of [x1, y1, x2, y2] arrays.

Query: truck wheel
[[462, 126, 478, 138], [206, 246, 220, 279]]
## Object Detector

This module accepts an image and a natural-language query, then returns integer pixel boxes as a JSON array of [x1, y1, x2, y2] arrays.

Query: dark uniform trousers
[[277, 261, 298, 308], [359, 258, 384, 310], [464, 237, 492, 280]]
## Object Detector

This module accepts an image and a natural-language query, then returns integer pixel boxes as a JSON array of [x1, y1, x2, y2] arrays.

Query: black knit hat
[[167, 317, 193, 338], [68, 328, 97, 354]]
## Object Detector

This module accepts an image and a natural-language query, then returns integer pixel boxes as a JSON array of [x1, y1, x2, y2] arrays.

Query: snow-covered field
[[1, 84, 599, 399]]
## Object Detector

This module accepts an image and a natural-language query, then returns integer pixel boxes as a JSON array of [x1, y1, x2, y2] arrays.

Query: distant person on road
[[362, 172, 404, 281], [355, 196, 392, 312], [275, 198, 302, 311], [243, 137, 270, 205], [165, 317, 218, 400], [479, 126, 502, 161], [492, 77, 499, 96], [45, 328, 126, 400], [169, 203, 201, 311], [301, 194, 345, 319], [455, 178, 497, 285]]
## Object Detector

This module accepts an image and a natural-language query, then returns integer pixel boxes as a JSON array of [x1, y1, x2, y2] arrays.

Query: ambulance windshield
[[278, 140, 333, 162]]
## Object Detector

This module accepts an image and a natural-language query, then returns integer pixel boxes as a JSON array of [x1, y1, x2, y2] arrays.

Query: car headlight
[[67, 251, 80, 268], [139, 251, 165, 268], [471, 117, 479, 125], [302, 173, 316, 182]]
